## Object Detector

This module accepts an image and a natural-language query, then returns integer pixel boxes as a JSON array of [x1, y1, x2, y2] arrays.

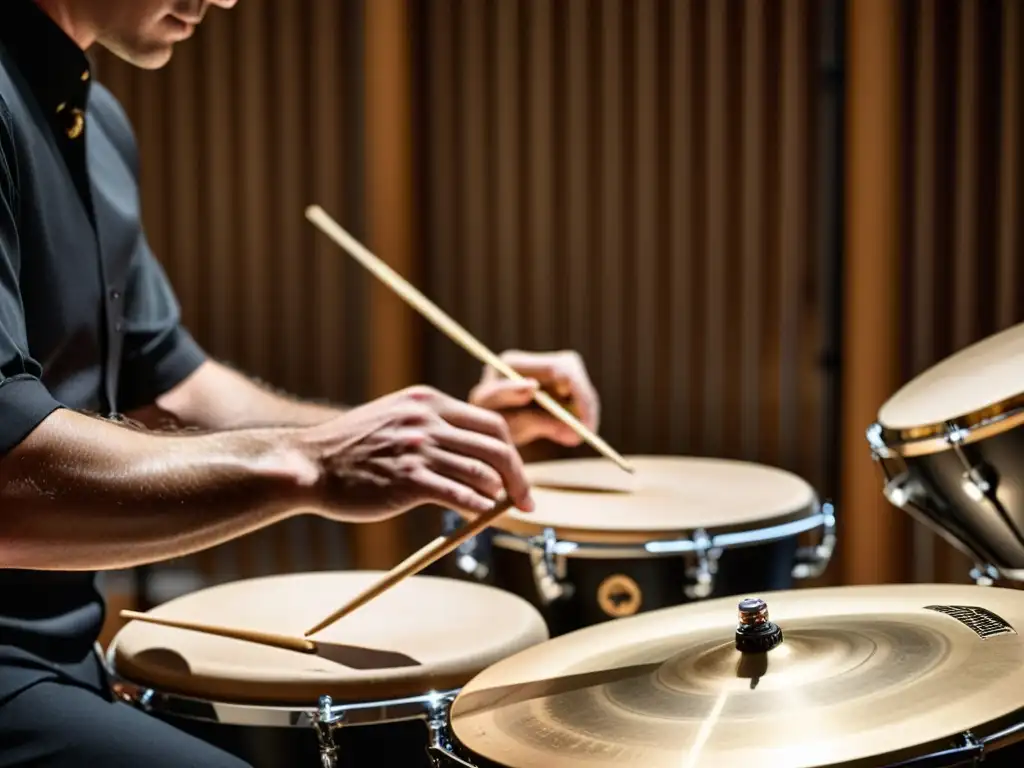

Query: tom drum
[[441, 455, 835, 636], [868, 322, 1024, 583], [107, 572, 549, 768]]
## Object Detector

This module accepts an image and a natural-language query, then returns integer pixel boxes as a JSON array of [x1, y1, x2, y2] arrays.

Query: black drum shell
[[879, 422, 1024, 573], [429, 514, 800, 638]]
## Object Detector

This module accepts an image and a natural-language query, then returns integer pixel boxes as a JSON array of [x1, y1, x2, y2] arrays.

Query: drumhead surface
[[878, 322, 1024, 431], [450, 583, 1024, 768], [481, 456, 817, 543], [110, 572, 548, 705]]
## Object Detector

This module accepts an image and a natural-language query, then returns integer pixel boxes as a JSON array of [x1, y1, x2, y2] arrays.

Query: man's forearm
[[0, 409, 323, 571], [137, 360, 347, 432]]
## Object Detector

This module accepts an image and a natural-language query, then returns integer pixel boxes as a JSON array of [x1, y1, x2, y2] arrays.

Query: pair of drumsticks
[[120, 206, 633, 654]]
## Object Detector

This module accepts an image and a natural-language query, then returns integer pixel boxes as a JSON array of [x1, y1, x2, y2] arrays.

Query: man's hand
[[299, 385, 535, 521], [469, 350, 600, 447]]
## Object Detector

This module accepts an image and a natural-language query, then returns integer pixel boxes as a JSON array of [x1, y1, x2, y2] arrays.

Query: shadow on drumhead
[[135, 648, 192, 675], [314, 642, 422, 670]]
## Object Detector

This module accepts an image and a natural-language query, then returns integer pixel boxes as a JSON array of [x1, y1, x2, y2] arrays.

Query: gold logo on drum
[[597, 574, 642, 617]]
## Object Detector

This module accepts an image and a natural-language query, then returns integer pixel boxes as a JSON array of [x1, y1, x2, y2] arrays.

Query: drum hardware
[[733, 597, 784, 653], [309, 691, 477, 768], [527, 527, 574, 604], [425, 693, 477, 768], [314, 695, 344, 768], [683, 529, 716, 600], [488, 502, 836, 606]]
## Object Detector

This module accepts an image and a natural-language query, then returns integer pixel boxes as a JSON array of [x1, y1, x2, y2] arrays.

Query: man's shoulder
[[88, 80, 133, 138], [87, 79, 140, 174]]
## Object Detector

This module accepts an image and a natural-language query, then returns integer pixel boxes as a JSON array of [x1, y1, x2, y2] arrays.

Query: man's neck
[[33, 0, 96, 49]]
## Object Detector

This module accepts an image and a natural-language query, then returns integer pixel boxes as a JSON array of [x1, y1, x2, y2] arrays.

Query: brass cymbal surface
[[450, 584, 1024, 767]]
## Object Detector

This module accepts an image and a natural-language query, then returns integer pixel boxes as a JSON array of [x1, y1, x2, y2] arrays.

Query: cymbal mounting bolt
[[735, 597, 784, 653]]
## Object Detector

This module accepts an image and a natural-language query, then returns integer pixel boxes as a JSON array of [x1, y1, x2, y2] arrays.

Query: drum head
[[481, 456, 817, 544], [878, 322, 1024, 431], [450, 583, 1024, 768], [110, 572, 548, 705]]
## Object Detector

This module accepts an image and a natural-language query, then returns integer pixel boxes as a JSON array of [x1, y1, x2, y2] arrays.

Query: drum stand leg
[[425, 694, 477, 768], [314, 695, 344, 768]]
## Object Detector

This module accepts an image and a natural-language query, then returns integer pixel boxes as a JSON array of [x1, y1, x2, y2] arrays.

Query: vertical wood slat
[[308, 0, 348, 575], [461, 1, 488, 345], [598, 0, 624, 446], [528, 0, 555, 352], [997, 1, 1020, 329], [953, 1, 980, 352], [740, 0, 766, 461], [668, 0, 695, 455], [358, 0, 418, 569], [702, 0, 727, 458], [779, 0, 809, 474], [634, 0, 659, 450], [494, 0, 522, 350], [841, 0, 907, 585], [910, 0, 938, 584]]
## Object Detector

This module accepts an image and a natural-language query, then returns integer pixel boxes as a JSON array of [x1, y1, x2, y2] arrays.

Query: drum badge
[[597, 574, 643, 617]]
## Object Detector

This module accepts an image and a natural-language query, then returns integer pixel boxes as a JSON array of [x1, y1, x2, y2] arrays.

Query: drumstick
[[303, 495, 516, 637], [304, 204, 634, 475], [119, 610, 317, 654]]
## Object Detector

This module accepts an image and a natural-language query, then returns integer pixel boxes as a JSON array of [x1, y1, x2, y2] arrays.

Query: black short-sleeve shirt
[[0, 0, 207, 700]]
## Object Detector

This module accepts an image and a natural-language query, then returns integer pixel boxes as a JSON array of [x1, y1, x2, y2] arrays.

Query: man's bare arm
[[0, 408, 323, 571], [128, 360, 344, 432]]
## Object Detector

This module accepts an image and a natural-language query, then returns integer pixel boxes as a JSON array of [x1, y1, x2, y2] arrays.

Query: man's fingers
[[423, 446, 504, 500], [504, 411, 584, 447], [432, 425, 533, 511], [469, 378, 540, 411], [411, 468, 498, 515]]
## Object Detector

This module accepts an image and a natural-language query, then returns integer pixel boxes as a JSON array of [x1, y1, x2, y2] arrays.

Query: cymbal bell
[[450, 584, 1024, 767]]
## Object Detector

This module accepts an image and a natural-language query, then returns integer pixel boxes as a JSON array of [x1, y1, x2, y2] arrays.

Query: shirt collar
[[0, 0, 93, 141]]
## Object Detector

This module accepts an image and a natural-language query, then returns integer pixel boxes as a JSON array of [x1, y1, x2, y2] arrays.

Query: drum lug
[[792, 501, 837, 580], [866, 422, 892, 459], [455, 552, 489, 580], [314, 695, 344, 768], [682, 529, 717, 600], [425, 693, 478, 767], [528, 528, 573, 605], [969, 564, 999, 586]]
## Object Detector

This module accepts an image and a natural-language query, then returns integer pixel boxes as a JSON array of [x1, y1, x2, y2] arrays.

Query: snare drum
[[868, 322, 1024, 583], [107, 572, 548, 768], [442, 456, 835, 636]]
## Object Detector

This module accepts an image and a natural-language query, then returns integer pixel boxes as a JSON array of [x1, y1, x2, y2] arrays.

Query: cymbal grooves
[[923, 605, 1016, 638]]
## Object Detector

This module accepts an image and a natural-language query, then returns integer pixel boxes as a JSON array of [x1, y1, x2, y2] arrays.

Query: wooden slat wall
[[843, 0, 1024, 586], [90, 0, 371, 587], [898, 0, 1024, 583], [416, 0, 841, 556]]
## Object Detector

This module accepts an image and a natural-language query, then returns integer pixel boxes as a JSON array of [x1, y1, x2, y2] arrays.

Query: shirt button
[[110, 289, 121, 301], [114, 321, 123, 333], [56, 103, 85, 140]]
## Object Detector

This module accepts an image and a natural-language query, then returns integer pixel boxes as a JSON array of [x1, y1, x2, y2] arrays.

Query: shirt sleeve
[[0, 101, 63, 457], [115, 236, 207, 413]]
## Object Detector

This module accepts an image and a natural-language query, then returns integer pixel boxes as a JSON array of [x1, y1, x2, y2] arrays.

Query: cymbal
[[450, 584, 1024, 767]]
